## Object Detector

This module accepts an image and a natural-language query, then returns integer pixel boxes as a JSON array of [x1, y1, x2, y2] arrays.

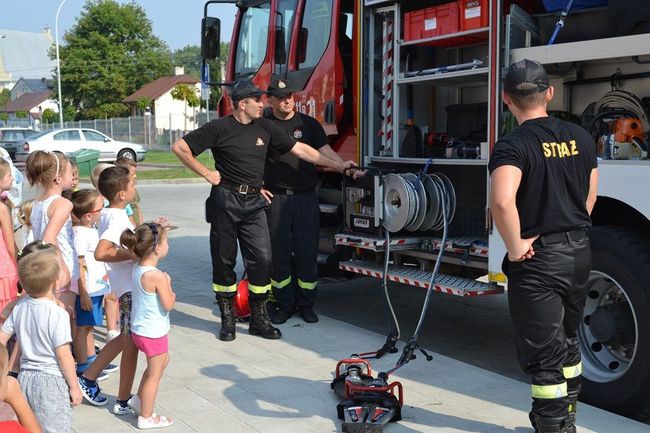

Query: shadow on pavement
[[201, 364, 523, 433]]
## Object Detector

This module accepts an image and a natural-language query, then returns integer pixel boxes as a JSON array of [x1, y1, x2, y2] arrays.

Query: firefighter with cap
[[489, 59, 598, 433], [261, 79, 347, 325], [172, 80, 356, 341]]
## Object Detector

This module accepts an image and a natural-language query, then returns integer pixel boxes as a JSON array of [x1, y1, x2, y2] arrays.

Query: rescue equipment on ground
[[332, 167, 455, 432]]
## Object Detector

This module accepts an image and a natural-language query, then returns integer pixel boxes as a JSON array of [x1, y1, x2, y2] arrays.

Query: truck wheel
[[580, 225, 650, 419]]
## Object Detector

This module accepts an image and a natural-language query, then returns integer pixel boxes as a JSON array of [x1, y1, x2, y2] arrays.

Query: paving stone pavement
[[65, 183, 648, 433]]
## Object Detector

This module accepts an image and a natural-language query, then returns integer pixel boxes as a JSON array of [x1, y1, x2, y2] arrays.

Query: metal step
[[338, 260, 503, 297], [335, 233, 489, 258]]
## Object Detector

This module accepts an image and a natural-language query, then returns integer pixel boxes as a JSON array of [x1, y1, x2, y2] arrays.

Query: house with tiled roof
[[0, 91, 58, 125], [11, 77, 51, 101], [0, 29, 55, 90], [123, 67, 200, 131]]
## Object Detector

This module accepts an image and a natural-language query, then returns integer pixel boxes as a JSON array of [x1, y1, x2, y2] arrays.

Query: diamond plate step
[[339, 260, 503, 297]]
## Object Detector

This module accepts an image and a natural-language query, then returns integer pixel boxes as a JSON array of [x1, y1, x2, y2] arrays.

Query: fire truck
[[201, 0, 650, 419]]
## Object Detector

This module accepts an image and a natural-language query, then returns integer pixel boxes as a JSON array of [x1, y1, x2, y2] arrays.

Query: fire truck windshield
[[234, 2, 271, 79]]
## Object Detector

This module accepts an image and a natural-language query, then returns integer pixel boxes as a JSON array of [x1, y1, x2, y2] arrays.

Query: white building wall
[[153, 84, 201, 132]]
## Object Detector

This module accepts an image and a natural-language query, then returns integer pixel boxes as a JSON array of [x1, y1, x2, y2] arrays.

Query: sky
[[0, 0, 237, 50]]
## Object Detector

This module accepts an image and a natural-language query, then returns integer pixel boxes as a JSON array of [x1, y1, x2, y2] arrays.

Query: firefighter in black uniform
[[489, 60, 598, 433], [172, 80, 355, 342], [261, 79, 346, 324]]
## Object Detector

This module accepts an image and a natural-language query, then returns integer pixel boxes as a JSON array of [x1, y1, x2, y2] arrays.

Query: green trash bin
[[70, 149, 100, 178]]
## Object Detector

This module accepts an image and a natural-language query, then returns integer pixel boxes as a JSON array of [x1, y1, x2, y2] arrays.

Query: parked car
[[16, 128, 147, 163], [0, 127, 37, 161]]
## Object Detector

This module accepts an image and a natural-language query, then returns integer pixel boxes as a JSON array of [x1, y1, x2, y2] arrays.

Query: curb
[[78, 178, 207, 186]]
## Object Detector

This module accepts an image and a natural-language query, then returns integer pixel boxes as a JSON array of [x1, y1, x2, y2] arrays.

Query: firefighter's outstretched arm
[[290, 141, 356, 173], [172, 138, 221, 185], [490, 165, 537, 262]]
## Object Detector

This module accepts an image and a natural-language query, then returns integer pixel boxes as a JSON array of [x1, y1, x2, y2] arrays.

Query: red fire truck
[[201, 0, 650, 419]]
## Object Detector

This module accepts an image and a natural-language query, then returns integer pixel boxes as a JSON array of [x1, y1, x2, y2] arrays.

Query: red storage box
[[459, 0, 489, 31], [404, 3, 460, 41]]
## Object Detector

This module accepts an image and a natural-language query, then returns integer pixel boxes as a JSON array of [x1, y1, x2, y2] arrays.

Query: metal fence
[[32, 111, 218, 151]]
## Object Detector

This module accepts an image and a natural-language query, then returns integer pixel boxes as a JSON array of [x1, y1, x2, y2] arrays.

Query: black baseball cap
[[267, 79, 295, 98], [230, 80, 266, 102], [504, 59, 549, 96]]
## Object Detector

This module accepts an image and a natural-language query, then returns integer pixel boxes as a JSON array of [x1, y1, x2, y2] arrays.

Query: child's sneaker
[[138, 414, 173, 430], [102, 363, 119, 374], [128, 394, 141, 415], [95, 371, 109, 382], [112, 399, 134, 415], [78, 377, 108, 406]]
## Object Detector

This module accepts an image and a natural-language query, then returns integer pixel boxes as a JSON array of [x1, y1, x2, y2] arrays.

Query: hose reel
[[382, 173, 456, 233]]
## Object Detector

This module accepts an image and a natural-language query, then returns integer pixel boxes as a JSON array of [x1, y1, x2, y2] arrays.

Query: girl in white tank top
[[120, 222, 175, 430], [26, 151, 78, 316]]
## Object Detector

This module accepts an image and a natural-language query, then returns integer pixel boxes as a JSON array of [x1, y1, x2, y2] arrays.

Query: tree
[[54, 0, 173, 119], [172, 46, 202, 79], [0, 89, 10, 109], [42, 108, 58, 124], [171, 84, 200, 131], [135, 97, 152, 115], [15, 111, 28, 119]]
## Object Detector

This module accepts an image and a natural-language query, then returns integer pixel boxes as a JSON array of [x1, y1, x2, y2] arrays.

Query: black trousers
[[505, 230, 591, 419], [266, 190, 319, 310], [206, 185, 272, 298]]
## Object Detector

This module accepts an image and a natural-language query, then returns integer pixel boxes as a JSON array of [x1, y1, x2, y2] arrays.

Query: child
[[25, 151, 78, 317], [78, 166, 139, 413], [0, 159, 18, 313], [90, 162, 120, 341], [71, 189, 113, 378], [115, 157, 143, 226], [17, 200, 34, 249], [0, 343, 43, 433], [121, 223, 174, 429], [0, 245, 82, 433]]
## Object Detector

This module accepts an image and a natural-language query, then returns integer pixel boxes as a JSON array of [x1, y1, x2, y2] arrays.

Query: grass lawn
[[144, 150, 212, 165], [136, 168, 201, 180]]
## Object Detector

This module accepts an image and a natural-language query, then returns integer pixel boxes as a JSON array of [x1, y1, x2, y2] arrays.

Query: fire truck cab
[[201, 0, 650, 420]]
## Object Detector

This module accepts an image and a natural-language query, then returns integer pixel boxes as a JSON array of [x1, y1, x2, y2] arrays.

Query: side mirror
[[274, 27, 286, 64], [104, 137, 111, 142], [297, 28, 308, 64], [201, 17, 221, 60]]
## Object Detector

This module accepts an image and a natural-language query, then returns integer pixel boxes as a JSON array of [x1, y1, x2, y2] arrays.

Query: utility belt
[[219, 179, 261, 195], [267, 186, 313, 196], [535, 227, 589, 247]]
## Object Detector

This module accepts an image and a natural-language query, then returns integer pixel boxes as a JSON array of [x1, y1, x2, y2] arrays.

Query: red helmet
[[233, 279, 251, 319]]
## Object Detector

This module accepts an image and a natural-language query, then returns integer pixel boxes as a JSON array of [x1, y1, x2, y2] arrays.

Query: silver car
[[17, 128, 147, 162]]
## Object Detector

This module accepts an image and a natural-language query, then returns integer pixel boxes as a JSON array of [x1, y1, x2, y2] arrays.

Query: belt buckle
[[238, 184, 248, 194]]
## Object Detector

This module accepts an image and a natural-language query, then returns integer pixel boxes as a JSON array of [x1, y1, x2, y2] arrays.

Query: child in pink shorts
[[120, 222, 175, 430]]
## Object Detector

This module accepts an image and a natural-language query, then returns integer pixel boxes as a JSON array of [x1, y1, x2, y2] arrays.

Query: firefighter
[[489, 59, 598, 433], [261, 79, 346, 324], [172, 80, 355, 342]]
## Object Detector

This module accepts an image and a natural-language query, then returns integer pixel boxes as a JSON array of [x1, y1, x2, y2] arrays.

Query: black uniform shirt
[[183, 115, 296, 187], [488, 116, 598, 238], [264, 112, 328, 191]]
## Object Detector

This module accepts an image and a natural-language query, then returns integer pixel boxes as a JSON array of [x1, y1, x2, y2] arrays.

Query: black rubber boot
[[216, 295, 236, 342], [530, 413, 576, 433], [249, 297, 282, 339], [567, 379, 581, 426]]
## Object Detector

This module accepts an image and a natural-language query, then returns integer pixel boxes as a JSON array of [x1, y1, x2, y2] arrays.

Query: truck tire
[[580, 225, 650, 420]]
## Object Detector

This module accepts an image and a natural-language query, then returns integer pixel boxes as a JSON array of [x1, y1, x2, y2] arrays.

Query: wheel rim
[[579, 271, 638, 383], [121, 151, 135, 160]]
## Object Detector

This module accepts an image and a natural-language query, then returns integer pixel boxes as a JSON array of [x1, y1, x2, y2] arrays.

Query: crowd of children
[[0, 152, 175, 432]]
